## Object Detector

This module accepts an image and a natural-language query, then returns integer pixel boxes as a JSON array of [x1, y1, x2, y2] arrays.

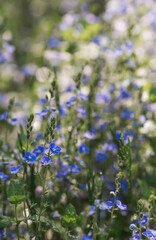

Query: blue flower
[[82, 234, 94, 240], [142, 229, 156, 239], [139, 215, 149, 227], [121, 108, 136, 119], [25, 152, 36, 163], [100, 201, 113, 210], [0, 230, 5, 239], [96, 151, 107, 161], [0, 53, 6, 64], [36, 109, 48, 117], [102, 141, 117, 152], [78, 144, 89, 154], [48, 37, 60, 47], [87, 206, 95, 216], [33, 145, 44, 157], [50, 143, 61, 155], [0, 172, 8, 180], [142, 229, 153, 239], [37, 98, 48, 105], [120, 87, 131, 99], [9, 165, 23, 174], [115, 200, 127, 210], [125, 40, 133, 49], [40, 156, 53, 165], [129, 224, 137, 231], [7, 118, 18, 126], [69, 164, 81, 174], [115, 130, 121, 140], [130, 234, 142, 240], [0, 112, 8, 120], [65, 96, 76, 107]]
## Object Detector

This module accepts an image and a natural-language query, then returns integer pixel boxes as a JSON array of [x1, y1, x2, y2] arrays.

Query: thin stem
[[15, 204, 20, 240], [37, 167, 48, 238]]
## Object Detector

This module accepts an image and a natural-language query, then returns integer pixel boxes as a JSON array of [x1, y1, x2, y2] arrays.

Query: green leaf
[[8, 180, 26, 204], [138, 179, 150, 199], [61, 203, 80, 228], [29, 215, 66, 234], [68, 230, 79, 238], [0, 215, 14, 228]]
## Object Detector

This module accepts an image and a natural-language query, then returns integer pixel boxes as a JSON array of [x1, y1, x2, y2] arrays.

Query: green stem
[[15, 204, 20, 240], [37, 167, 48, 237]]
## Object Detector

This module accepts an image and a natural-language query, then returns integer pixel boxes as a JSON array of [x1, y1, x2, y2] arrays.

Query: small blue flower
[[65, 96, 76, 107], [78, 144, 89, 154], [100, 201, 113, 210], [96, 151, 107, 161], [142, 229, 153, 239], [87, 206, 95, 216], [129, 224, 137, 231], [37, 98, 48, 105], [0, 230, 5, 239], [82, 234, 94, 240], [36, 109, 48, 117], [33, 145, 44, 157], [69, 164, 81, 174], [40, 156, 53, 165], [139, 215, 149, 227], [9, 165, 23, 174], [48, 37, 60, 47], [50, 143, 61, 155], [121, 108, 136, 119], [7, 118, 18, 126], [0, 172, 8, 180], [120, 87, 131, 99], [0, 53, 6, 64], [0, 112, 8, 120], [130, 234, 142, 240], [125, 40, 133, 49], [25, 152, 36, 163], [115, 200, 127, 210], [115, 130, 121, 140]]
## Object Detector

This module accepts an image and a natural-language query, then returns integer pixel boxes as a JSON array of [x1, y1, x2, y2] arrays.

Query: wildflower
[[87, 206, 95, 216], [36, 109, 48, 117], [138, 215, 149, 227], [120, 87, 131, 99], [40, 156, 53, 165], [100, 201, 114, 210], [0, 112, 8, 120], [115, 130, 121, 139], [50, 143, 61, 155], [130, 234, 142, 240], [114, 200, 127, 210], [33, 145, 44, 157], [37, 98, 48, 105], [7, 118, 18, 125], [69, 164, 81, 174], [48, 37, 60, 47], [25, 152, 36, 163], [0, 172, 8, 180], [78, 144, 89, 153], [96, 151, 107, 161], [142, 229, 156, 239], [82, 234, 94, 240], [0, 53, 6, 64], [0, 230, 5, 239], [121, 108, 136, 119], [9, 165, 23, 174], [129, 224, 137, 231]]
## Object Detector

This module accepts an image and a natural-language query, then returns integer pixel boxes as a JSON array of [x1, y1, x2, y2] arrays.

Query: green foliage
[[61, 203, 81, 228], [138, 179, 151, 199], [7, 180, 26, 204], [0, 215, 14, 228]]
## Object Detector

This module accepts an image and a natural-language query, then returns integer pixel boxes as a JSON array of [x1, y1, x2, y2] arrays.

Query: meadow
[[0, 0, 156, 239]]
